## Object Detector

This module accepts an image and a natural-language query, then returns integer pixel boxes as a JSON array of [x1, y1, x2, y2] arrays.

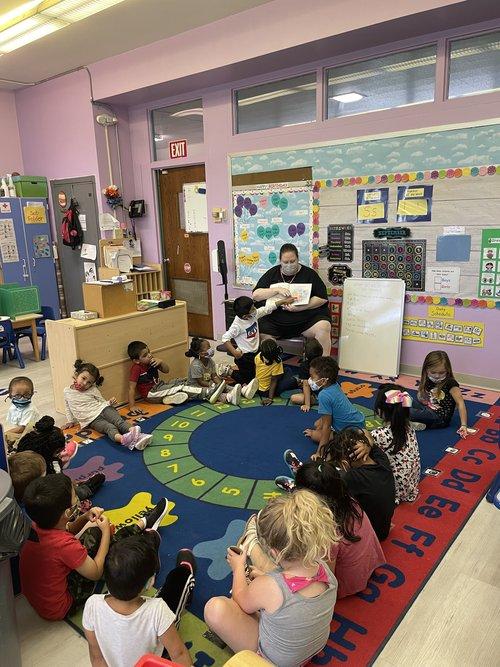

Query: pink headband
[[385, 389, 412, 408]]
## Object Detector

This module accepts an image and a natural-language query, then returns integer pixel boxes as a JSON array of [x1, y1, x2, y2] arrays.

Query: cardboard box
[[82, 282, 137, 318]]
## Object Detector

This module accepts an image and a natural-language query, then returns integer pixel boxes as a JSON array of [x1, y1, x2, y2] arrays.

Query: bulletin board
[[232, 182, 314, 287], [316, 168, 500, 301]]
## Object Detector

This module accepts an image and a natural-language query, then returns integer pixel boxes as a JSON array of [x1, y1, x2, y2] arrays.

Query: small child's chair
[[0, 319, 25, 369], [15, 305, 55, 361]]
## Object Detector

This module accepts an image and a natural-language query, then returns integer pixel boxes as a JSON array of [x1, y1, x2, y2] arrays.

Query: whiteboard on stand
[[183, 182, 208, 233], [339, 278, 406, 377]]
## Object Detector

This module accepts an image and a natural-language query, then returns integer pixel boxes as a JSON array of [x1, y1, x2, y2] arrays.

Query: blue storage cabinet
[[0, 198, 60, 318]]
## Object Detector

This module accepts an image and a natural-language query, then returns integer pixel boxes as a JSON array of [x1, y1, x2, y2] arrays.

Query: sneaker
[[217, 363, 233, 378], [176, 548, 197, 576], [76, 473, 106, 500], [226, 384, 242, 405], [134, 433, 153, 450], [208, 381, 226, 404], [143, 498, 169, 530], [162, 391, 189, 405], [241, 378, 259, 400], [410, 421, 427, 431], [275, 475, 296, 493], [121, 430, 136, 449], [60, 440, 79, 468], [284, 449, 302, 475], [130, 425, 141, 441]]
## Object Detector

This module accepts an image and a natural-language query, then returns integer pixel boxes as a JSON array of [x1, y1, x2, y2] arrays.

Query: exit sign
[[169, 140, 187, 159]]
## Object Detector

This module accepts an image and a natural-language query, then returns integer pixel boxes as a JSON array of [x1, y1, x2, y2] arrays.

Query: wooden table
[[11, 312, 43, 362], [46, 303, 189, 414]]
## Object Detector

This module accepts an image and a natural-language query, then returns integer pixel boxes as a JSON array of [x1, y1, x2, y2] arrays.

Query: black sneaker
[[284, 449, 302, 475], [143, 498, 169, 531], [176, 548, 197, 576], [84, 473, 105, 495], [275, 475, 296, 492]]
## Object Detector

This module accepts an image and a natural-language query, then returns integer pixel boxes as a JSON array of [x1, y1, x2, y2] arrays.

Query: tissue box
[[70, 310, 99, 321]]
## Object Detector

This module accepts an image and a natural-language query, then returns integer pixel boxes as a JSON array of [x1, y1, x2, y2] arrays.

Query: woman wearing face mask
[[410, 350, 469, 437], [252, 244, 331, 354], [5, 376, 40, 450]]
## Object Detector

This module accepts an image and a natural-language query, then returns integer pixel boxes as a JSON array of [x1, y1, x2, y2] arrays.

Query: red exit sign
[[169, 140, 187, 159]]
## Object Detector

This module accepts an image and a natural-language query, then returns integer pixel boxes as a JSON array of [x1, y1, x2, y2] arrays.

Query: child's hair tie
[[385, 389, 412, 408]]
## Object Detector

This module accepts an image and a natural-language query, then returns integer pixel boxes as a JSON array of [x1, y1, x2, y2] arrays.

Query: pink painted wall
[[0, 90, 23, 175], [89, 0, 463, 100]]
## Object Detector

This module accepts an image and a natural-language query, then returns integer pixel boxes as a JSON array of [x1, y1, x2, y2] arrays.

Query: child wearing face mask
[[5, 376, 40, 450], [63, 359, 152, 450], [221, 295, 293, 387], [185, 337, 243, 405], [410, 350, 469, 437], [304, 357, 365, 455]]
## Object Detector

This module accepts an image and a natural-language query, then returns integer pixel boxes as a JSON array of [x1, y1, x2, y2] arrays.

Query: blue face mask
[[11, 396, 32, 408]]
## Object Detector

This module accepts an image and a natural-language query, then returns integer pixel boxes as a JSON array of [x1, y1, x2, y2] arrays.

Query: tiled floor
[[2, 339, 499, 667]]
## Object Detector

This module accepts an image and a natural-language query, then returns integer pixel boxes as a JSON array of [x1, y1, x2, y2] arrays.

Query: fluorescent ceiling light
[[0, 0, 128, 54], [330, 92, 365, 103]]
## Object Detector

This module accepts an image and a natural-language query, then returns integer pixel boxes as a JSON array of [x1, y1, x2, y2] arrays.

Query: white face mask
[[281, 260, 299, 276], [204, 348, 214, 358], [308, 377, 324, 392], [428, 373, 446, 383]]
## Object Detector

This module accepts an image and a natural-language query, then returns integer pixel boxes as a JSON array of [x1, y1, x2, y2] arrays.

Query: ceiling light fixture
[[0, 0, 128, 55], [330, 92, 366, 103]]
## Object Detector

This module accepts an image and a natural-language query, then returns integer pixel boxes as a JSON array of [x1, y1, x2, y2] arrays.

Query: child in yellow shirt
[[255, 339, 297, 406]]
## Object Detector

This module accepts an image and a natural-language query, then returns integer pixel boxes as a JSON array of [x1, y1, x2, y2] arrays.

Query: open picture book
[[266, 282, 312, 307]]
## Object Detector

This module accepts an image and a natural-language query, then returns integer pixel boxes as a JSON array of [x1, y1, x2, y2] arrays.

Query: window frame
[[149, 97, 204, 162], [232, 70, 318, 136], [445, 28, 500, 101]]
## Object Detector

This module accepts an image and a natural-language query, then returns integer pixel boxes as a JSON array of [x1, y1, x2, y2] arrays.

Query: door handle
[[32, 257, 36, 267], [176, 245, 180, 255], [22, 259, 29, 280]]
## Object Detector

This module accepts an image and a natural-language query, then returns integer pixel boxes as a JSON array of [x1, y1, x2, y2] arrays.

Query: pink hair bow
[[385, 389, 412, 408]]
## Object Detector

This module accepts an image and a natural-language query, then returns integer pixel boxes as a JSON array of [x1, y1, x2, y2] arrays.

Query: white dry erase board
[[183, 182, 208, 233], [339, 278, 406, 376]]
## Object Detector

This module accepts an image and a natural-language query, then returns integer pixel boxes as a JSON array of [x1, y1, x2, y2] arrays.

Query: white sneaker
[[162, 391, 189, 405], [242, 378, 259, 400], [208, 381, 226, 404], [410, 421, 426, 431], [217, 363, 233, 378], [227, 384, 242, 405], [134, 433, 153, 450]]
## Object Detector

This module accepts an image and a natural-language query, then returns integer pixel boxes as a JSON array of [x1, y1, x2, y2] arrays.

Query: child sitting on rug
[[204, 490, 338, 666], [410, 350, 469, 436], [83, 539, 195, 667], [319, 428, 396, 541], [15, 417, 105, 503], [8, 450, 47, 502], [5, 376, 40, 451], [63, 359, 152, 451], [368, 384, 420, 503], [20, 472, 169, 621], [221, 295, 294, 385], [304, 357, 365, 453], [255, 339, 297, 406], [290, 338, 323, 412], [275, 458, 385, 598]]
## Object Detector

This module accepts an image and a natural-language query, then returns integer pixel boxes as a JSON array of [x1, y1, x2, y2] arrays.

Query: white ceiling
[[0, 0, 273, 88]]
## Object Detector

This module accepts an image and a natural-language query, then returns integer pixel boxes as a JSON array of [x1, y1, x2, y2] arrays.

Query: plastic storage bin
[[0, 284, 40, 318], [12, 175, 48, 198]]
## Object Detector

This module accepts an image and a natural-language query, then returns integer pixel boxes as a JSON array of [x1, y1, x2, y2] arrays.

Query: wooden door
[[158, 165, 213, 338]]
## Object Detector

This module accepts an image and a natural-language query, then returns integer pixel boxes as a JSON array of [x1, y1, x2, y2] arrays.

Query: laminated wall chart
[[233, 183, 313, 287]]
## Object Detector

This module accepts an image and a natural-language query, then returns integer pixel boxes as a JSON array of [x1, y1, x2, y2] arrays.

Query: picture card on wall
[[327, 224, 353, 261], [356, 188, 388, 224], [478, 228, 500, 298], [396, 185, 433, 222], [436, 234, 471, 262]]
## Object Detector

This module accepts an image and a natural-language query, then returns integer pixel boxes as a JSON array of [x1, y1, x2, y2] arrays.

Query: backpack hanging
[[61, 198, 84, 249]]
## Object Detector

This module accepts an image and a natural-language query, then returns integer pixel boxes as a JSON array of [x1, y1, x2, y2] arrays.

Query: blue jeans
[[410, 399, 449, 429]]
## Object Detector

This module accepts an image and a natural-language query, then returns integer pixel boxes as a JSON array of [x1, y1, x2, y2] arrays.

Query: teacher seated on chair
[[252, 243, 332, 354]]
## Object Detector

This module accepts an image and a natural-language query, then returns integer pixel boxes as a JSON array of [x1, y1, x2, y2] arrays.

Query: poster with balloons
[[233, 184, 313, 287]]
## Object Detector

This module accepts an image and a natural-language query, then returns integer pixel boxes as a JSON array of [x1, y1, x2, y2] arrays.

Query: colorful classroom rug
[[64, 375, 499, 666]]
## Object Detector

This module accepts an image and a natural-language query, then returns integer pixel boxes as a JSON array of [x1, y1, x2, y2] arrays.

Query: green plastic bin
[[12, 176, 48, 198], [0, 285, 40, 319]]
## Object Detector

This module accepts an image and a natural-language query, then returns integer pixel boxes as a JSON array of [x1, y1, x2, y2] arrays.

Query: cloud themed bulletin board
[[233, 183, 314, 287]]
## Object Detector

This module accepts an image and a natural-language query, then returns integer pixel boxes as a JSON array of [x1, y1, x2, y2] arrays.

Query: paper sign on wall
[[0, 241, 19, 263], [396, 185, 433, 222], [426, 266, 460, 294], [23, 204, 47, 224], [356, 188, 388, 223], [0, 218, 16, 241], [428, 304, 454, 319], [78, 214, 87, 231], [81, 243, 97, 260], [33, 235, 51, 258], [84, 262, 97, 282], [403, 317, 484, 347]]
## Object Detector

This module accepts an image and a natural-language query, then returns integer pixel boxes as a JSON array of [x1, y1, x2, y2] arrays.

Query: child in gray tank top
[[204, 490, 339, 667]]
